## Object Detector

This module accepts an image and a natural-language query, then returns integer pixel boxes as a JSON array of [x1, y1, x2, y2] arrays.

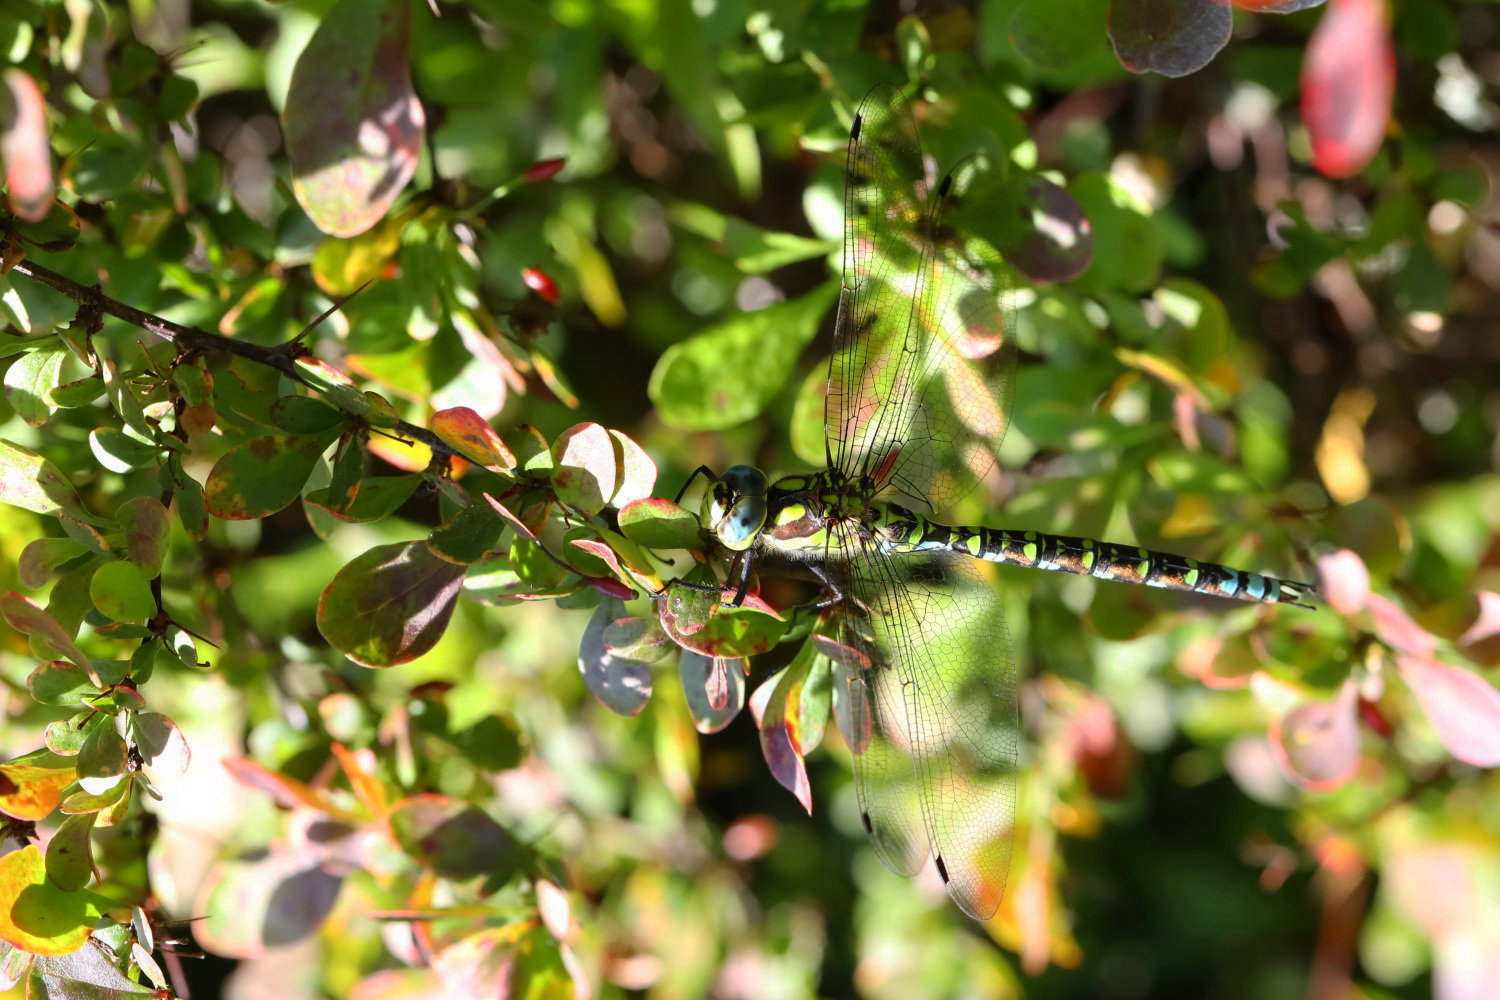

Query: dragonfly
[[674, 84, 1314, 921]]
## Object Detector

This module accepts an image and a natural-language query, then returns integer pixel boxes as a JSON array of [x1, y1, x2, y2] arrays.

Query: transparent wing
[[829, 86, 1018, 515], [828, 534, 1019, 920]]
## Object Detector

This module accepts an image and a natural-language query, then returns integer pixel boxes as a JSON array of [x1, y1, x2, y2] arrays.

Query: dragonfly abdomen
[[877, 505, 1313, 607]]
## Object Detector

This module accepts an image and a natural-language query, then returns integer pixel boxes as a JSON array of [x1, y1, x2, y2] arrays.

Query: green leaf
[[317, 541, 467, 667], [204, 431, 339, 520], [171, 362, 210, 406], [426, 503, 505, 565], [285, 0, 424, 237], [648, 282, 838, 430], [0, 439, 90, 518], [17, 537, 87, 590], [269, 394, 348, 434], [89, 561, 156, 623], [115, 497, 168, 578], [43, 813, 96, 893], [1, 592, 97, 681], [1010, 0, 1108, 70], [48, 374, 105, 409], [43, 714, 95, 756], [76, 723, 127, 786], [1069, 172, 1163, 295], [304, 474, 421, 523], [668, 202, 834, 273], [618, 498, 703, 550], [0, 846, 106, 956], [87, 428, 160, 474], [26, 661, 96, 707], [164, 456, 207, 541]]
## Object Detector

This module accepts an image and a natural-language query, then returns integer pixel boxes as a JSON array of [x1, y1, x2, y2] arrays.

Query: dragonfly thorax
[[703, 467, 881, 556]]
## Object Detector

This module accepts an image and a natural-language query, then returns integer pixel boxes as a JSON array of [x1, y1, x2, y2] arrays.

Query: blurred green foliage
[[0, 1, 1498, 999]]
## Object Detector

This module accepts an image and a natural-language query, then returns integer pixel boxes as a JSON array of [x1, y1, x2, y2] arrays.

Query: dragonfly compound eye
[[717, 496, 767, 551], [722, 465, 768, 497]]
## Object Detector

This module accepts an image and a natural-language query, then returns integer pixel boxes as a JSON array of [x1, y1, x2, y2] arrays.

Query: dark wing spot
[[861, 811, 874, 835], [938, 173, 953, 198], [935, 855, 950, 883], [851, 113, 863, 141]]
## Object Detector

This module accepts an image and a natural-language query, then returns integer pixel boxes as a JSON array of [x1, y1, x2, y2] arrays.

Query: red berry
[[524, 158, 565, 182], [522, 267, 559, 304]]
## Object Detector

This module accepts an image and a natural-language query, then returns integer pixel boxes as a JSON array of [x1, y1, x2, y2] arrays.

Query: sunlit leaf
[[1367, 593, 1437, 658], [1315, 549, 1370, 616], [43, 813, 96, 893], [0, 846, 105, 956], [648, 283, 838, 430], [88, 561, 155, 623], [0, 439, 91, 518], [1397, 656, 1500, 767], [618, 497, 703, 550], [430, 407, 517, 474], [204, 432, 340, 520], [318, 541, 467, 667], [751, 662, 812, 814], [0, 762, 74, 822], [284, 0, 424, 237], [4, 345, 66, 426]]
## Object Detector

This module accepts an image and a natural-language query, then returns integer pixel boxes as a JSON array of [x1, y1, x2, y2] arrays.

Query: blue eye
[[717, 496, 767, 551], [722, 465, 768, 497]]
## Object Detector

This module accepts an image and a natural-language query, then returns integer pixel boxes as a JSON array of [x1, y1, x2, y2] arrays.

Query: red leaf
[[1315, 548, 1370, 616], [1268, 680, 1361, 791], [1301, 0, 1394, 178], [752, 668, 812, 813], [1367, 593, 1437, 657], [222, 756, 336, 812], [1397, 656, 1500, 767], [429, 407, 516, 473], [0, 69, 54, 221]]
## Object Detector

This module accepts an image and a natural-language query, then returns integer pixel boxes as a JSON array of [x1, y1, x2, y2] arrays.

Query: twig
[[9, 257, 459, 460]]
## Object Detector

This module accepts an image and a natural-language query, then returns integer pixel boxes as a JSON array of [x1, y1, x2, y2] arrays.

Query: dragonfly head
[[705, 464, 768, 552]]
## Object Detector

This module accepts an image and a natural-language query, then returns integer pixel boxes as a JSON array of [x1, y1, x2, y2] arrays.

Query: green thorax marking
[[762, 470, 879, 554]]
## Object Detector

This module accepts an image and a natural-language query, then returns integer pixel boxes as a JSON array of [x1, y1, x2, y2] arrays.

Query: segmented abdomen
[[878, 505, 1313, 607]]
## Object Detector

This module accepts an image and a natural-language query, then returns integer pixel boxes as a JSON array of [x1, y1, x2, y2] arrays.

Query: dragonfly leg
[[673, 465, 717, 505], [728, 549, 756, 607]]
